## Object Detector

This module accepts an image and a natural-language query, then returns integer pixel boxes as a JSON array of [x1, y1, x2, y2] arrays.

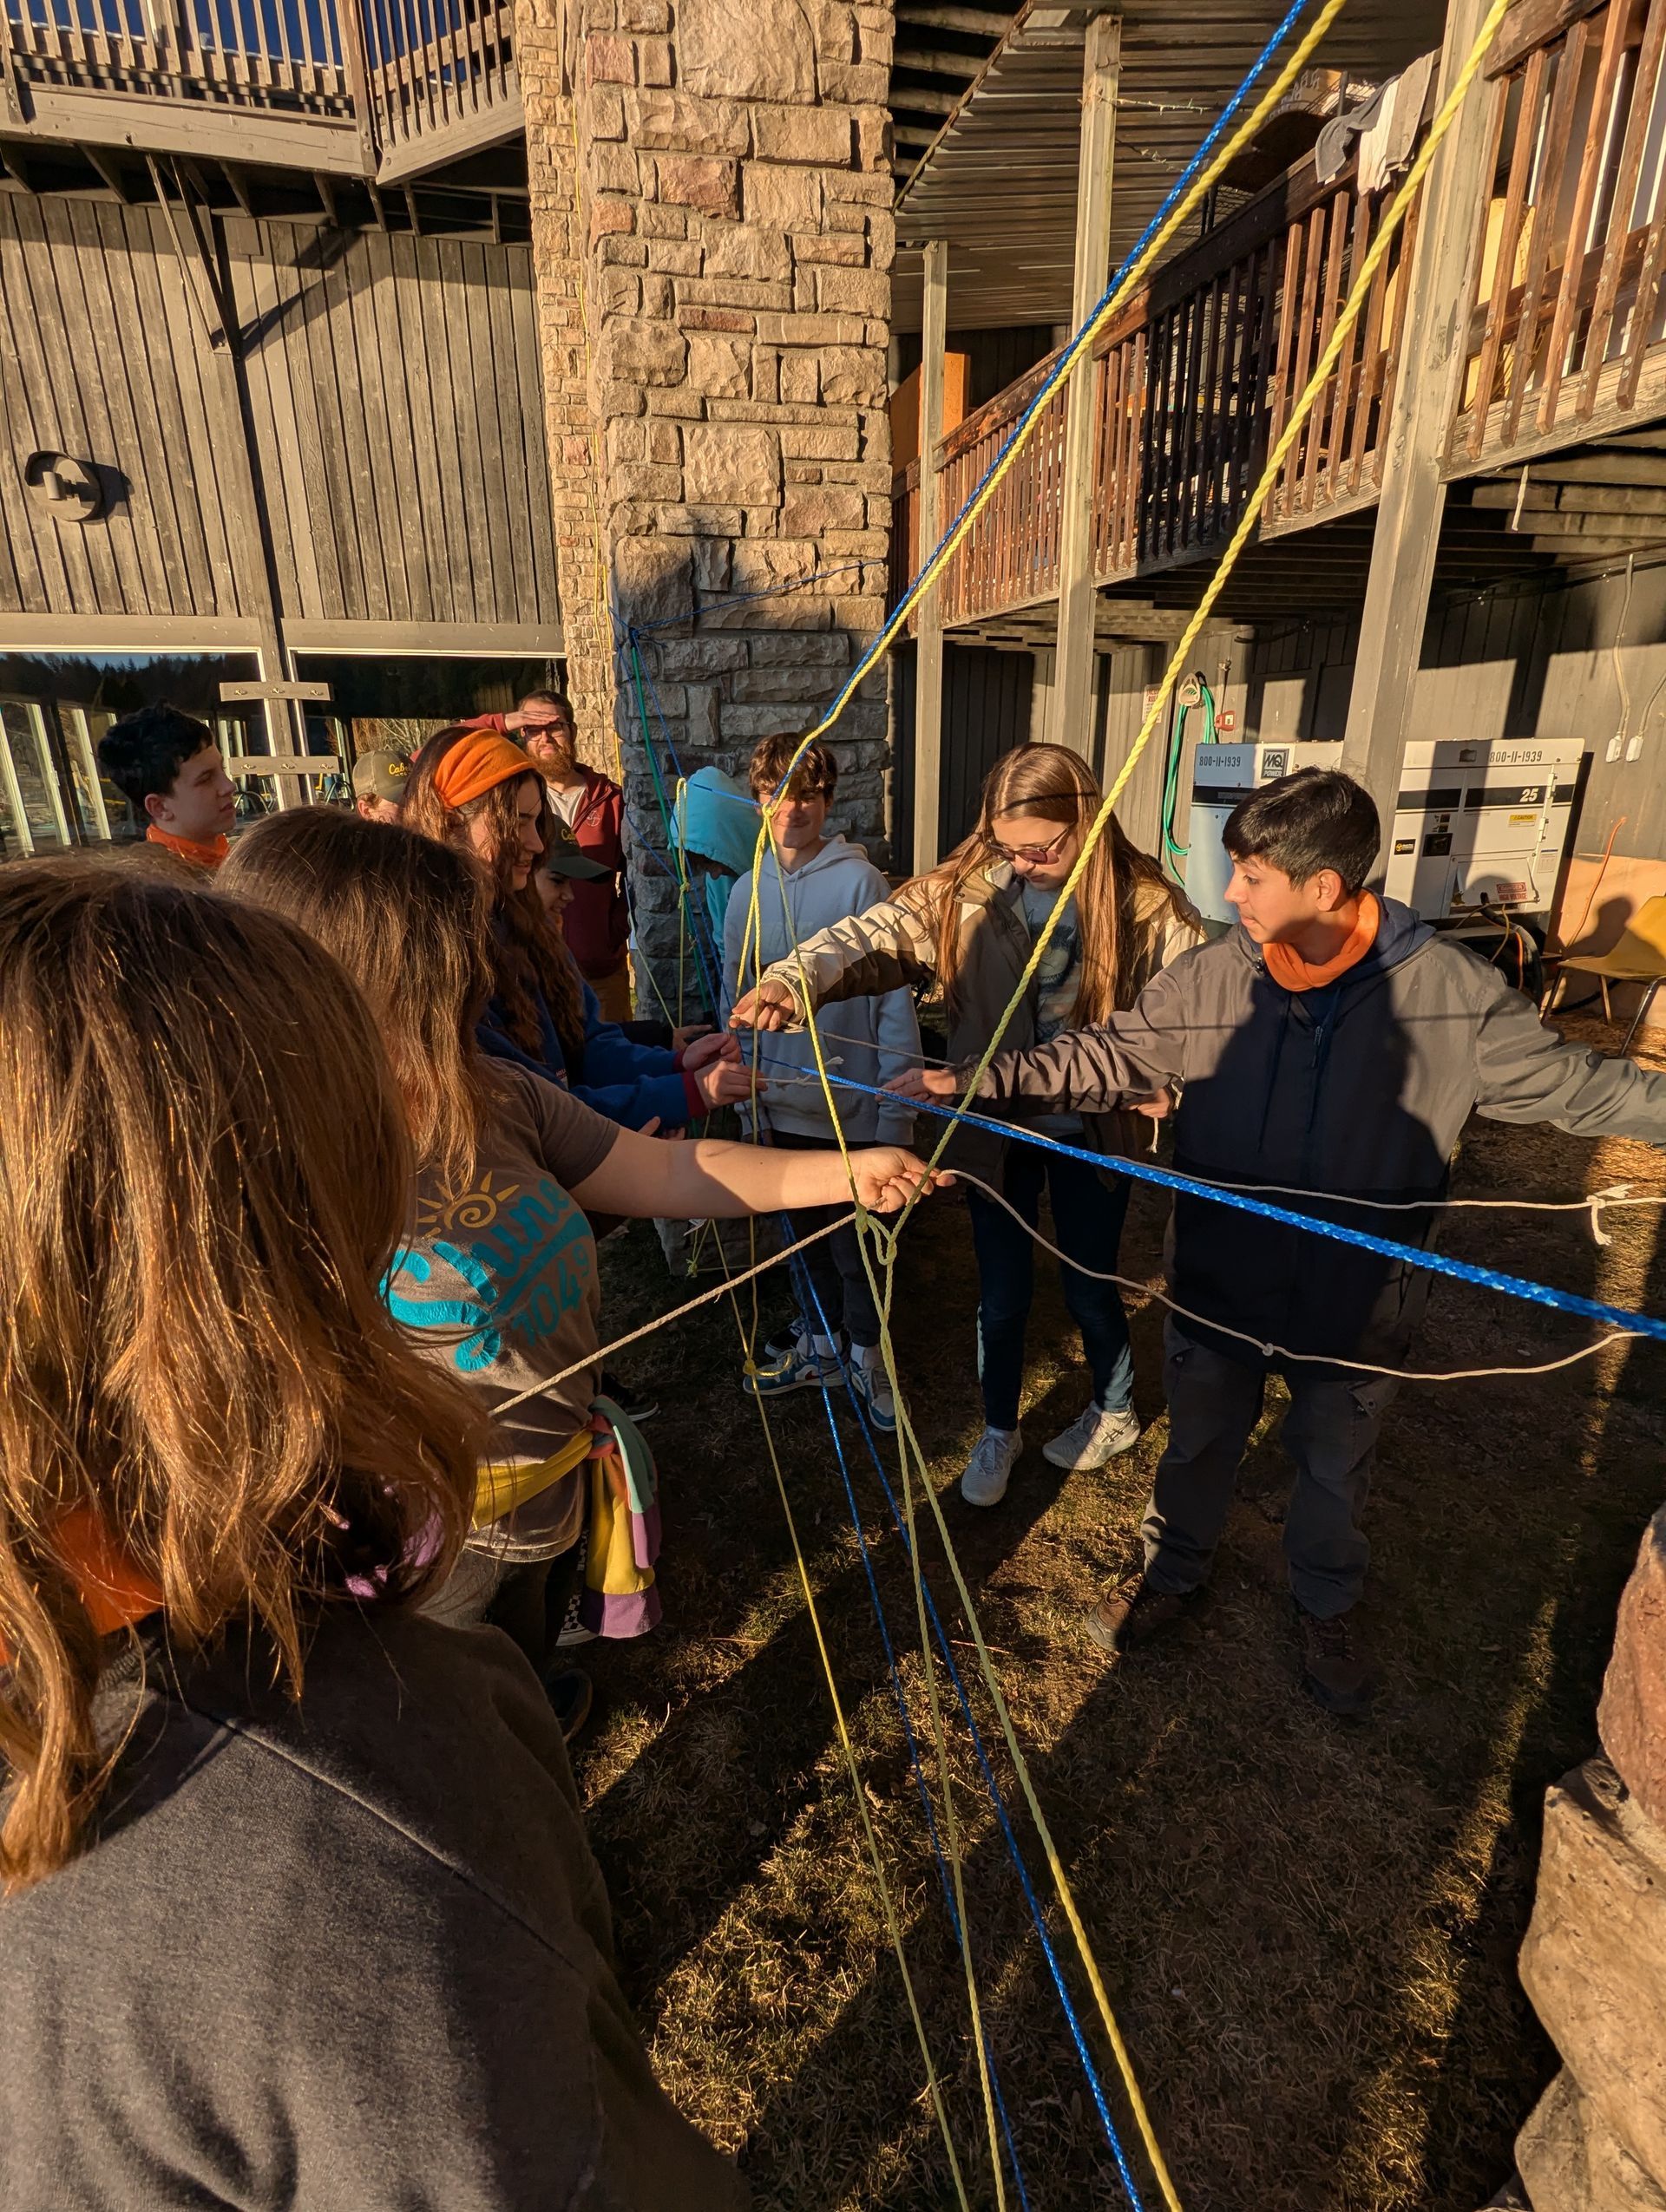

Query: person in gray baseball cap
[[351, 749, 410, 824]]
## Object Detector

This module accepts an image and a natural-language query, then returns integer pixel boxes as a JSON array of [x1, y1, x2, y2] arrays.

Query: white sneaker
[[1043, 1400, 1142, 1471], [961, 1426, 1023, 1507]]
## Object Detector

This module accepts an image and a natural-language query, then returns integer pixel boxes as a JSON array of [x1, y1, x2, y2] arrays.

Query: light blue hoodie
[[721, 835, 919, 1146]]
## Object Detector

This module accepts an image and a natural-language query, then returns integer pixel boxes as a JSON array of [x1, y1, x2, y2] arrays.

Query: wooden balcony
[[1449, 0, 1666, 473], [894, 0, 1666, 636], [892, 134, 1420, 632], [1, 0, 520, 180]]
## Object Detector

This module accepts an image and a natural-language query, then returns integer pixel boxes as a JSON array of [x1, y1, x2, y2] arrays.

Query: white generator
[[1383, 737, 1584, 920], [1184, 741, 1343, 924]]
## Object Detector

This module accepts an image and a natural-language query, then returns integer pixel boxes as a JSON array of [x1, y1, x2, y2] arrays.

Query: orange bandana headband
[[432, 731, 536, 811]]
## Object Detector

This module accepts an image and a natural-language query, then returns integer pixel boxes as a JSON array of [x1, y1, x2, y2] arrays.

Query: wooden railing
[[3, 0, 518, 163], [360, 0, 515, 164], [3, 0, 351, 112], [892, 136, 1420, 628], [1451, 0, 1666, 464]]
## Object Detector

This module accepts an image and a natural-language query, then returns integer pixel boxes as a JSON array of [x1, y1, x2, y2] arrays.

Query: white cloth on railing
[[1314, 50, 1437, 193]]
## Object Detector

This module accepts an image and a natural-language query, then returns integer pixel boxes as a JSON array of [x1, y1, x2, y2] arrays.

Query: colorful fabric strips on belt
[[581, 1397, 661, 1639]]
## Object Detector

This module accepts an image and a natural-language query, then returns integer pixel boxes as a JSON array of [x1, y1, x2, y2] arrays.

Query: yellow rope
[[727, 3, 1361, 2200], [712, 1234, 974, 2209], [725, 6, 1515, 2206], [907, 0, 1516, 1206]]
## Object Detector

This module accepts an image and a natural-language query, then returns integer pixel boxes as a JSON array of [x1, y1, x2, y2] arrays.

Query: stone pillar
[[516, 0, 896, 1007], [1487, 1508, 1666, 2212], [517, 0, 621, 777]]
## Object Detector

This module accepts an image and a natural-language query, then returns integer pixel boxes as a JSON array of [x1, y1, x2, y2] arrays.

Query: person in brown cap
[[351, 749, 410, 824]]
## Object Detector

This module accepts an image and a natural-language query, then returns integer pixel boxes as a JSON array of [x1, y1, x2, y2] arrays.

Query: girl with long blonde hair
[[733, 741, 1201, 1508], [0, 857, 745, 2208]]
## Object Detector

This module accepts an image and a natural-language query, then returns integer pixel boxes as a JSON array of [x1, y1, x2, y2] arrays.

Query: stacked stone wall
[[1488, 1508, 1666, 2212], [516, 0, 896, 1000]]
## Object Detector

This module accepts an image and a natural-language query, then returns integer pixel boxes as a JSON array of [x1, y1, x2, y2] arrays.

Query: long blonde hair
[[0, 861, 481, 1893], [220, 808, 495, 1194], [403, 724, 587, 1062], [922, 743, 1187, 1026]]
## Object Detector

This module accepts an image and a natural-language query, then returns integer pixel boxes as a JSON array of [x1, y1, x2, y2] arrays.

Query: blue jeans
[[965, 1144, 1135, 1432]]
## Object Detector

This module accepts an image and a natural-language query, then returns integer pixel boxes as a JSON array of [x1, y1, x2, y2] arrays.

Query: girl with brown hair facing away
[[403, 723, 755, 1129], [220, 808, 937, 1726], [733, 742, 1202, 1510], [0, 859, 746, 2211]]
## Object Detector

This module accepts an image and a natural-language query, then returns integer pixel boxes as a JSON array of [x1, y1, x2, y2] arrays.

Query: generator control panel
[[1381, 738, 1584, 919]]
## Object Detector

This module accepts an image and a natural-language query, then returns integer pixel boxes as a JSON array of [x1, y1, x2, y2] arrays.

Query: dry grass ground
[[580, 1015, 1666, 2212]]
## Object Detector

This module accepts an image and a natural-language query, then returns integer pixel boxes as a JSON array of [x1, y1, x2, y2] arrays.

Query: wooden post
[[913, 237, 948, 875], [1341, 0, 1496, 843], [1049, 11, 1119, 761]]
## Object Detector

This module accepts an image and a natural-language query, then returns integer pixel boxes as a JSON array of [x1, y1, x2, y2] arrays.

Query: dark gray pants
[[1142, 1321, 1397, 1619]]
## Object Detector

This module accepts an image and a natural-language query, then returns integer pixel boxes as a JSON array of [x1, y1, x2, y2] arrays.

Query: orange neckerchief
[[146, 824, 228, 871], [1262, 892, 1381, 993], [0, 1505, 164, 1665]]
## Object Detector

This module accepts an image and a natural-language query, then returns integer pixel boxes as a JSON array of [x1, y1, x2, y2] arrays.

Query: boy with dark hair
[[724, 732, 920, 1433], [898, 768, 1666, 1713], [97, 704, 237, 868]]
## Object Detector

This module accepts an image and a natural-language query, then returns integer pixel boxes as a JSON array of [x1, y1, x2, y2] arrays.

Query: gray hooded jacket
[[975, 900, 1666, 1366]]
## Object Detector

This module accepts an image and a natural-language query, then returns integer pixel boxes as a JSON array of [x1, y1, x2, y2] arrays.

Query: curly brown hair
[[403, 724, 587, 1062]]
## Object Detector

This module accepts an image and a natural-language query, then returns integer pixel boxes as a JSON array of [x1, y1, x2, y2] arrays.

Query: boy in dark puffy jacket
[[896, 769, 1666, 1714]]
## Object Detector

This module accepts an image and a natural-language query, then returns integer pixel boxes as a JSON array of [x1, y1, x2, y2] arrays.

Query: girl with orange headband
[[404, 724, 755, 1131]]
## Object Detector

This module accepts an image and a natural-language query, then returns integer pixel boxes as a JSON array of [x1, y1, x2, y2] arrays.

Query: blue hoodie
[[478, 963, 694, 1132]]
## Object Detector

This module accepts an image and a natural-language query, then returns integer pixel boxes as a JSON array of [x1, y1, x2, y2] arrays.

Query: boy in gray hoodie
[[724, 736, 921, 1433], [896, 769, 1666, 1714]]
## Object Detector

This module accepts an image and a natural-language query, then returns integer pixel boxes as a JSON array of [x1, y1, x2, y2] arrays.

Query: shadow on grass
[[582, 1066, 1666, 2212]]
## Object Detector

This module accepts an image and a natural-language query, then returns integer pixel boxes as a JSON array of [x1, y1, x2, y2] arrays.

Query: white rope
[[948, 1170, 1648, 1384], [489, 1210, 856, 1417]]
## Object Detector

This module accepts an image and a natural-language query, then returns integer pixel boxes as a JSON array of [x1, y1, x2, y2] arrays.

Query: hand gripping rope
[[721, 3, 1527, 2207]]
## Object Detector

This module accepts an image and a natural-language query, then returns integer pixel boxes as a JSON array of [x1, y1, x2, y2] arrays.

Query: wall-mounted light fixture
[[23, 449, 105, 522]]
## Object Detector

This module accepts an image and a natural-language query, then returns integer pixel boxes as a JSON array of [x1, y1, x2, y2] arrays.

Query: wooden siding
[[0, 197, 559, 638], [1243, 561, 1666, 863], [891, 639, 1033, 861]]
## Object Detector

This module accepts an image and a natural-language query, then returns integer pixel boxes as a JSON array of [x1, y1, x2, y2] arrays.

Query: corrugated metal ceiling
[[891, 0, 1448, 331]]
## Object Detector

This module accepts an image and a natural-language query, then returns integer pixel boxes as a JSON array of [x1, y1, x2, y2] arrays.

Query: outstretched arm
[[731, 885, 941, 1031], [891, 965, 1193, 1112], [1473, 963, 1666, 1139], [570, 1128, 942, 1220]]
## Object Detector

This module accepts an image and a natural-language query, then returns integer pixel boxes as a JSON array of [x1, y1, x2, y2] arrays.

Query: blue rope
[[791, 1070, 1666, 1348], [778, 1239, 1038, 2212], [617, 631, 725, 1015], [779, 1234, 1148, 2209]]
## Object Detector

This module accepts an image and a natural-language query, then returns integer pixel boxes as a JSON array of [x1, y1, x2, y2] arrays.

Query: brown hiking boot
[[1084, 1574, 1199, 1655], [1295, 1604, 1374, 1716]]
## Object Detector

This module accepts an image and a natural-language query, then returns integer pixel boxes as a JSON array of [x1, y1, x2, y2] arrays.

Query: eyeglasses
[[987, 824, 1074, 865]]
